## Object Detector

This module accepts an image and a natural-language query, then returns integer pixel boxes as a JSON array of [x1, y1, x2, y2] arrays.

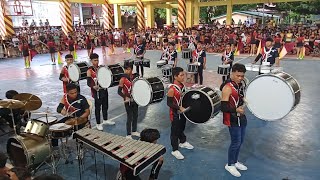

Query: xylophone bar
[[73, 128, 166, 176]]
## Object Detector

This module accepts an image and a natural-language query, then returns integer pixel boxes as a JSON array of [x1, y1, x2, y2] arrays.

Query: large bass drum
[[182, 86, 221, 124], [132, 77, 165, 106], [245, 72, 301, 121], [7, 136, 50, 168], [97, 64, 124, 88], [68, 62, 89, 82]]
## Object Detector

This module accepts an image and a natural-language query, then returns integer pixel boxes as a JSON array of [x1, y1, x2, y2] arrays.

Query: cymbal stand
[[9, 108, 17, 135]]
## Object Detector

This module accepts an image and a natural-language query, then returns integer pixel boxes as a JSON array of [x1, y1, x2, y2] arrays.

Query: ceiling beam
[[199, 0, 312, 7]]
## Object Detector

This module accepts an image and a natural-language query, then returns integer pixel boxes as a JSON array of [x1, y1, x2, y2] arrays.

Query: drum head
[[97, 66, 112, 88], [132, 79, 152, 107], [182, 90, 213, 124], [68, 64, 80, 82], [245, 75, 295, 121], [49, 123, 72, 132]]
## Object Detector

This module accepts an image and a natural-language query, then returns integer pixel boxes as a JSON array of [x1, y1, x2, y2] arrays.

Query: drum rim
[[49, 123, 73, 132], [36, 116, 58, 123], [182, 87, 215, 124], [245, 72, 300, 121], [68, 63, 81, 82], [97, 65, 112, 88], [7, 136, 31, 166]]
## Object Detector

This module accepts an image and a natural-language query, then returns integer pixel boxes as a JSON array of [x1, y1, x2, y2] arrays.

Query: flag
[[234, 44, 240, 56], [29, 49, 38, 61], [57, 51, 63, 64], [256, 41, 261, 56], [299, 47, 305, 59], [279, 46, 287, 59], [73, 50, 78, 60], [177, 43, 181, 52]]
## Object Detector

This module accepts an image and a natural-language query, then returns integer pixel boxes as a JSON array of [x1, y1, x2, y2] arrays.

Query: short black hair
[[266, 37, 273, 42], [66, 83, 78, 92], [90, 53, 99, 60], [169, 42, 175, 46], [123, 63, 133, 70], [5, 90, 18, 99], [172, 67, 184, 78], [33, 174, 64, 180], [140, 129, 160, 143], [231, 63, 246, 73], [65, 54, 73, 59], [10, 167, 31, 180], [0, 152, 8, 168]]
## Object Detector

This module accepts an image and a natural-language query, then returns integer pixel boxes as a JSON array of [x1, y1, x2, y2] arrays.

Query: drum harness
[[63, 94, 81, 118], [223, 50, 232, 64], [167, 50, 176, 65], [194, 50, 203, 66], [168, 84, 185, 119], [229, 81, 246, 127]]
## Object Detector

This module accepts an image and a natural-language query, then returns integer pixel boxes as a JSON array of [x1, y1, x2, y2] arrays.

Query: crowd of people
[[1, 22, 320, 61]]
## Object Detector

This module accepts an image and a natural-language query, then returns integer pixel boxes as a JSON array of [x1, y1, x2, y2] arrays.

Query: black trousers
[[135, 64, 144, 77], [124, 101, 138, 135], [171, 113, 187, 151], [94, 91, 109, 124], [222, 63, 232, 82], [195, 64, 204, 85]]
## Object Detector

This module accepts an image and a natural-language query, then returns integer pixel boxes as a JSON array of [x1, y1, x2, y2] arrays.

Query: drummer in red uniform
[[167, 67, 194, 160], [221, 43, 234, 82], [117, 63, 140, 139], [100, 33, 107, 58], [220, 63, 248, 177], [21, 41, 30, 69], [59, 54, 80, 93], [47, 37, 56, 65], [67, 36, 75, 55]]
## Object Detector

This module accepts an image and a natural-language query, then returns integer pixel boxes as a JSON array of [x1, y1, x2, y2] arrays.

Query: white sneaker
[[225, 164, 241, 177], [96, 124, 103, 131], [104, 120, 115, 125], [126, 135, 132, 139], [131, 132, 140, 137], [171, 150, 184, 160], [179, 142, 194, 150], [235, 162, 248, 171]]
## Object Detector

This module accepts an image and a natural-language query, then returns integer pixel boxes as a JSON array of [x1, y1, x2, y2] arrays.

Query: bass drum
[[7, 136, 50, 168], [97, 64, 124, 88], [132, 77, 165, 107], [245, 72, 301, 121], [68, 62, 89, 82], [182, 86, 221, 124]]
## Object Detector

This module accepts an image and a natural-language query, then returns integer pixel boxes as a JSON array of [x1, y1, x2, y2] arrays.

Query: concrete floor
[[0, 48, 319, 180]]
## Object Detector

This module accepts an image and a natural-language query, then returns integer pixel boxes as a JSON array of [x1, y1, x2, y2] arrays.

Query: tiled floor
[[0, 48, 319, 180]]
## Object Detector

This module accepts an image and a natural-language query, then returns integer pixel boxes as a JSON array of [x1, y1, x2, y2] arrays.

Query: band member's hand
[[93, 85, 99, 90], [223, 61, 228, 65], [124, 97, 130, 102], [203, 64, 206, 69], [236, 106, 245, 114], [179, 106, 186, 113], [61, 109, 68, 116], [159, 156, 164, 164], [251, 61, 256, 64], [62, 77, 68, 82]]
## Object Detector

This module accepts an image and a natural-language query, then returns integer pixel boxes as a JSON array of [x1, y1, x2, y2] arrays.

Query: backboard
[[6, 0, 33, 16]]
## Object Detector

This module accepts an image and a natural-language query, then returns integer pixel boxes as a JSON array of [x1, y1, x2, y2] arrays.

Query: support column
[[145, 3, 154, 28], [193, 0, 199, 25], [186, 0, 193, 28], [0, 1, 14, 37], [178, 0, 186, 30], [226, 0, 233, 25], [113, 4, 121, 28], [79, 3, 84, 25], [59, 0, 73, 36], [136, 0, 145, 30], [102, 0, 114, 30], [166, 8, 172, 26]]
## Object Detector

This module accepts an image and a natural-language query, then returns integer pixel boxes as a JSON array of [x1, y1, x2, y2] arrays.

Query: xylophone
[[73, 128, 166, 176]]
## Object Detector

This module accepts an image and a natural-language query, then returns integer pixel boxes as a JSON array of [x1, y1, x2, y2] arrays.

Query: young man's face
[[66, 58, 74, 65], [174, 71, 185, 83], [125, 67, 132, 74], [91, 58, 99, 67], [67, 89, 78, 100], [231, 71, 245, 84]]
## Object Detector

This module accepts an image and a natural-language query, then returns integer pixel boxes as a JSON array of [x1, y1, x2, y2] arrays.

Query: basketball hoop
[[13, 0, 25, 15]]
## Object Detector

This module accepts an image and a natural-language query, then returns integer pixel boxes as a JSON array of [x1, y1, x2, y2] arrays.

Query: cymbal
[[31, 111, 53, 115], [65, 117, 87, 126], [13, 93, 42, 111], [0, 99, 25, 109]]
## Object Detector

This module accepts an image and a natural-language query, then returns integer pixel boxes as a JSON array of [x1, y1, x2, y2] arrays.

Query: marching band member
[[193, 43, 206, 85], [160, 41, 169, 61], [47, 37, 56, 65], [188, 31, 198, 63], [100, 33, 107, 58], [108, 31, 115, 55], [85, 35, 93, 58], [220, 63, 248, 177], [54, 83, 90, 146], [67, 36, 75, 56], [167, 67, 194, 160], [252, 37, 280, 74], [87, 53, 115, 131], [134, 37, 146, 77], [118, 63, 140, 139], [167, 42, 178, 68], [21, 41, 30, 69], [119, 128, 163, 180], [59, 54, 80, 93], [221, 43, 235, 82]]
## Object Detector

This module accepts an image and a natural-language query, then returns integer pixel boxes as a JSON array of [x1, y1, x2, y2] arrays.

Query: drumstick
[[178, 106, 192, 114]]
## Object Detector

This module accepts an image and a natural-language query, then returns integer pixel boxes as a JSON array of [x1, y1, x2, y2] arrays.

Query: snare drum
[[132, 77, 165, 106], [68, 62, 89, 82], [245, 72, 301, 121], [187, 63, 198, 73], [124, 59, 134, 67], [7, 136, 50, 168], [97, 64, 124, 88], [142, 59, 150, 68], [182, 49, 192, 59], [271, 66, 283, 73], [217, 64, 230, 75], [36, 116, 57, 125], [24, 119, 49, 138], [182, 86, 221, 124], [162, 65, 172, 77], [252, 64, 260, 72], [156, 60, 166, 68], [245, 63, 253, 71], [134, 59, 141, 66], [260, 65, 272, 74], [49, 123, 73, 138]]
